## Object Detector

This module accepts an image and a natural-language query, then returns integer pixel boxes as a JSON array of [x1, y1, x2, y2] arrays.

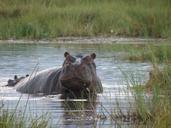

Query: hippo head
[[60, 52, 101, 94]]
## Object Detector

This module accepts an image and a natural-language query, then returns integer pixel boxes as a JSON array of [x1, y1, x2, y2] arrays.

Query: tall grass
[[124, 44, 171, 127], [0, 108, 49, 128], [130, 65, 171, 127], [126, 44, 171, 63], [0, 63, 50, 128], [0, 0, 170, 39], [96, 43, 171, 127], [97, 43, 171, 63]]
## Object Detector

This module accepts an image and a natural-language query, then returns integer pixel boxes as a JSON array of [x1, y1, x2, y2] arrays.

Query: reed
[[126, 44, 171, 63], [0, 63, 50, 128], [0, 107, 49, 128], [131, 67, 171, 127], [126, 52, 171, 127], [0, 0, 170, 39]]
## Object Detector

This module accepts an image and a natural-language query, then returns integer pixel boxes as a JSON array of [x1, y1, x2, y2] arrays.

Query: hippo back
[[16, 67, 62, 94]]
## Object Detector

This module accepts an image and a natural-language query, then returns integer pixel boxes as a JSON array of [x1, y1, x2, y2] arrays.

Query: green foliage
[[125, 44, 171, 63], [0, 107, 49, 128], [130, 64, 171, 127], [0, 0, 170, 39]]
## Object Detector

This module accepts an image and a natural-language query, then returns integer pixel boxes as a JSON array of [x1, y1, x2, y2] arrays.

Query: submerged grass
[[0, 0, 171, 39], [0, 107, 49, 128], [0, 63, 50, 128], [126, 54, 171, 127], [132, 66, 171, 127], [101, 43, 171, 127]]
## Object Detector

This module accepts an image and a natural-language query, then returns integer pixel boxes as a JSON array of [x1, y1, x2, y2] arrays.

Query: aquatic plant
[[126, 44, 171, 63], [0, 107, 50, 128], [0, 64, 50, 128], [0, 0, 170, 39], [128, 63, 171, 127]]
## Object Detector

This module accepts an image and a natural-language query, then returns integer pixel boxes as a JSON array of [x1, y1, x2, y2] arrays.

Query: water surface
[[0, 43, 151, 127]]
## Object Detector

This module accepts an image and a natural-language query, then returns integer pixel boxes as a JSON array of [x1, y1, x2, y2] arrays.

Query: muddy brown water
[[0, 42, 152, 127]]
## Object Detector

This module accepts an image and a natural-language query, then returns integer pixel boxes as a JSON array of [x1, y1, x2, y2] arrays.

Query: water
[[0, 43, 152, 127]]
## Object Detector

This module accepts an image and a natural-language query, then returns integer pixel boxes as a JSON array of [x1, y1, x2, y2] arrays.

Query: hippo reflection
[[62, 96, 97, 127], [15, 52, 103, 97]]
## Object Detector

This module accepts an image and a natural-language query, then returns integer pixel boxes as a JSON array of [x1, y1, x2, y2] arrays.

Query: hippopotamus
[[15, 52, 103, 96], [6, 75, 29, 87]]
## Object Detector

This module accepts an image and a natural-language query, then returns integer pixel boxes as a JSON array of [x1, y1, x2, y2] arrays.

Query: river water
[[0, 42, 152, 127]]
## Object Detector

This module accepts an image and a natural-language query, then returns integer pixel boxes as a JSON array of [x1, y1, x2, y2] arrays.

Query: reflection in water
[[61, 94, 97, 128]]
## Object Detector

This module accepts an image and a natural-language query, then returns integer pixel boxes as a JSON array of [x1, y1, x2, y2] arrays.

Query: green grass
[[0, 0, 170, 39], [94, 42, 171, 63], [118, 66, 170, 127], [0, 108, 50, 128], [106, 43, 171, 127], [123, 47, 171, 127], [125, 44, 171, 63], [0, 97, 49, 128], [130, 65, 171, 127]]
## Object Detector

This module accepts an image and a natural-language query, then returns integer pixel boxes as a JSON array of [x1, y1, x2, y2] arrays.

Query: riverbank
[[0, 0, 170, 39], [0, 37, 170, 64], [0, 36, 167, 44]]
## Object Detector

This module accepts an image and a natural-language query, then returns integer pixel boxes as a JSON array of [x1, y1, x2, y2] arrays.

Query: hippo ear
[[91, 53, 96, 59], [64, 52, 69, 58], [14, 75, 18, 80]]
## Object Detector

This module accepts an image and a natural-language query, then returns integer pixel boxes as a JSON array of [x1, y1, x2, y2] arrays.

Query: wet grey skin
[[6, 75, 28, 87], [15, 52, 103, 96]]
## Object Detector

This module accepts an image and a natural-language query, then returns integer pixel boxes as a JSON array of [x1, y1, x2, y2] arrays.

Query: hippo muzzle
[[60, 77, 90, 91]]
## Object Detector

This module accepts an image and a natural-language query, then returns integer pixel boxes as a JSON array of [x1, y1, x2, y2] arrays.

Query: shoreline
[[0, 36, 167, 45]]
